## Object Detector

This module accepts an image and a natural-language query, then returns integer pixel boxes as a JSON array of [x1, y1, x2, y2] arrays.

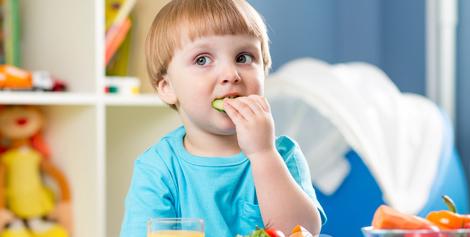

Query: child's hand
[[0, 209, 14, 231], [224, 95, 275, 157]]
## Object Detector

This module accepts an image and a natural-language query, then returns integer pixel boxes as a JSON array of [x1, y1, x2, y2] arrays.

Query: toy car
[[0, 64, 33, 90]]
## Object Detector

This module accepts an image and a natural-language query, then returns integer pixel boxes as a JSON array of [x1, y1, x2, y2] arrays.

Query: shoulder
[[275, 135, 309, 180], [134, 126, 185, 174], [275, 135, 301, 161]]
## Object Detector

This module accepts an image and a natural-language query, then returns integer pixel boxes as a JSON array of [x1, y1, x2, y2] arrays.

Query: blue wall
[[382, 0, 426, 95], [457, 0, 470, 189], [249, 0, 469, 209], [248, 0, 426, 94], [335, 1, 382, 65], [248, 0, 337, 68]]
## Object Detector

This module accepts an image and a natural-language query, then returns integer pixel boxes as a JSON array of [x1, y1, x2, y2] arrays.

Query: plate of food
[[362, 196, 470, 237]]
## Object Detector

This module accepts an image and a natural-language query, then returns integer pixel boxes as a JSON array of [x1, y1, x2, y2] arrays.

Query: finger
[[224, 98, 246, 123], [226, 97, 255, 118], [242, 95, 265, 114], [258, 96, 271, 112], [250, 95, 269, 112]]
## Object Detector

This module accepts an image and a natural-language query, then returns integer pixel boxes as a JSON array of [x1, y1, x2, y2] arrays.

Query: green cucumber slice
[[211, 99, 225, 112]]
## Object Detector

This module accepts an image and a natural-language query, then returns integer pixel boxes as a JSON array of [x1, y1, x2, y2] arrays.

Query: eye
[[195, 55, 212, 66], [236, 53, 253, 64]]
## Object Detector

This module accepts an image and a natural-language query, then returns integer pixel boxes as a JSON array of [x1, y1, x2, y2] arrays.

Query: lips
[[215, 93, 241, 100]]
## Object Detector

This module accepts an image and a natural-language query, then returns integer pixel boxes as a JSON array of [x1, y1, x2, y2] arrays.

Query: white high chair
[[265, 58, 469, 237]]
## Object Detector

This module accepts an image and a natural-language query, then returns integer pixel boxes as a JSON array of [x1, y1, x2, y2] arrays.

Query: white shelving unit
[[0, 0, 178, 236], [0, 92, 98, 105]]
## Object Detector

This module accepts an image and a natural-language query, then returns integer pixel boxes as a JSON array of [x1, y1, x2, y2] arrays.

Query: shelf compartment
[[0, 105, 101, 237], [105, 106, 180, 237], [106, 0, 170, 94], [42, 106, 101, 237], [21, 0, 97, 93]]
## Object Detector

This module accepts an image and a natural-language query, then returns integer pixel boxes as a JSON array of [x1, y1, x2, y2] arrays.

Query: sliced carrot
[[291, 225, 302, 233], [288, 232, 312, 237], [372, 205, 438, 230], [290, 225, 313, 237]]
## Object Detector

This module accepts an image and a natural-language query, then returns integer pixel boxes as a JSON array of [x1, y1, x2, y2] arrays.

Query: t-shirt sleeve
[[276, 136, 327, 225], [120, 149, 177, 237]]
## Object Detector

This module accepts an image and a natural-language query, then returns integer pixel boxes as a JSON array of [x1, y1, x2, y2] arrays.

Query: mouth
[[214, 93, 241, 100], [212, 94, 241, 112], [16, 117, 28, 126]]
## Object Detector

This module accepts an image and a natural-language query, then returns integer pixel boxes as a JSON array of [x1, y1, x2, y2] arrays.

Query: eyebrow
[[236, 44, 260, 53], [185, 39, 261, 57], [187, 41, 213, 51]]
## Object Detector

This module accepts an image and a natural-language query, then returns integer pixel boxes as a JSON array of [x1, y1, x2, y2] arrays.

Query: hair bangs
[[177, 0, 264, 44]]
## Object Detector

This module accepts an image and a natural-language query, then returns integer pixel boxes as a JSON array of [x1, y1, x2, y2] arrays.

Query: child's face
[[164, 34, 265, 135]]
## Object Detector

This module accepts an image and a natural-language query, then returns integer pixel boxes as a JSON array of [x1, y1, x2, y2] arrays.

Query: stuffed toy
[[0, 106, 72, 237]]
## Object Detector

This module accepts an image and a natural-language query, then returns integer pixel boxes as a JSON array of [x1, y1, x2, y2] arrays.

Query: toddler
[[120, 1, 326, 236]]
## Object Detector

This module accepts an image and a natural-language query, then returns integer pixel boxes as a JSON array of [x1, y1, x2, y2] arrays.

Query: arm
[[40, 159, 73, 233], [249, 149, 322, 234], [40, 159, 71, 202], [224, 95, 322, 235]]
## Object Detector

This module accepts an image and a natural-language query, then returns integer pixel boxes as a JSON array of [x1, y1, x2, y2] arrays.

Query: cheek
[[244, 67, 265, 91], [248, 76, 264, 95], [174, 76, 211, 98], [178, 86, 212, 111]]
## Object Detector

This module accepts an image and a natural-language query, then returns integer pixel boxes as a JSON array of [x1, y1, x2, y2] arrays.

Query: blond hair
[[145, 0, 271, 90]]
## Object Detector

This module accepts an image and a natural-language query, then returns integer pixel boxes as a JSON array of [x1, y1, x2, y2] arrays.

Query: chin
[[217, 128, 236, 136], [212, 120, 236, 135]]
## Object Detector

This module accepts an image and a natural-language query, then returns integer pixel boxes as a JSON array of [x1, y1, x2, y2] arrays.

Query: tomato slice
[[265, 228, 285, 237]]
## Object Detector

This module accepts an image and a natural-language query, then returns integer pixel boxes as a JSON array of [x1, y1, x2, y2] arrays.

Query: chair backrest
[[266, 58, 469, 236]]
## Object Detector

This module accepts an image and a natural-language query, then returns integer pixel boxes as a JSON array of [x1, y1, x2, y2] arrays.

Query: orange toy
[[0, 106, 73, 237], [0, 65, 33, 90]]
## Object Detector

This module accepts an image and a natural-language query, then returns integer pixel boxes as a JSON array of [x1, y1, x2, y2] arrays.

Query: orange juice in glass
[[147, 218, 204, 237]]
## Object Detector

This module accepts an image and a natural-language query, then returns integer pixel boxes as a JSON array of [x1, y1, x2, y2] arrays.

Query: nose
[[220, 64, 241, 84]]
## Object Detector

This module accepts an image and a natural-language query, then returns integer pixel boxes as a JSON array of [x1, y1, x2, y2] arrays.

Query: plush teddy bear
[[0, 106, 73, 237]]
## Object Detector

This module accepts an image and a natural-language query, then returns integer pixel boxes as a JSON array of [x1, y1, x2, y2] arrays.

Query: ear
[[156, 76, 177, 105]]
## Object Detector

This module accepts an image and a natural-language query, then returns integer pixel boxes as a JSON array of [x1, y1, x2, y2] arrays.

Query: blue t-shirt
[[120, 126, 326, 237]]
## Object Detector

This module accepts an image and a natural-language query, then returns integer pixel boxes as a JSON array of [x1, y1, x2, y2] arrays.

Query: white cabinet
[[0, 0, 178, 236]]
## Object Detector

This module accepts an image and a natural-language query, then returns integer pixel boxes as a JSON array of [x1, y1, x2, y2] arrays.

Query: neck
[[184, 126, 240, 157]]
